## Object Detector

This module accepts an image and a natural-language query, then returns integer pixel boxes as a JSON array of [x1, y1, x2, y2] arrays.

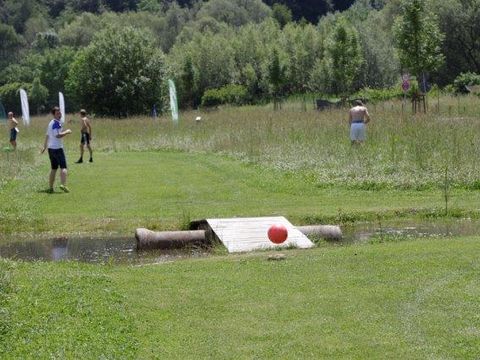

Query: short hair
[[51, 106, 60, 115], [355, 100, 364, 106], [8, 111, 13, 116], [80, 109, 87, 116]]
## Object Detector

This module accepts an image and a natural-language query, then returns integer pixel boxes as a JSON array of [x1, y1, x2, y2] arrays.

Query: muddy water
[[341, 218, 480, 243], [0, 219, 479, 264], [0, 236, 210, 264]]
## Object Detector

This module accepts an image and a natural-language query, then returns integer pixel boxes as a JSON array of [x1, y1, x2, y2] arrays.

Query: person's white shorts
[[350, 123, 366, 141]]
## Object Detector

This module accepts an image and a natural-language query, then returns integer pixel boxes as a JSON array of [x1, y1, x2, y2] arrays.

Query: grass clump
[[0, 260, 137, 359]]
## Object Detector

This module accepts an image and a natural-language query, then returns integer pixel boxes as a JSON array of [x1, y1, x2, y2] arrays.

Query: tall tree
[[30, 77, 49, 114], [66, 26, 167, 116], [0, 24, 25, 67], [267, 47, 286, 109], [263, 0, 332, 23], [318, 17, 363, 96], [272, 3, 292, 28], [393, 0, 444, 82], [435, 0, 480, 84]]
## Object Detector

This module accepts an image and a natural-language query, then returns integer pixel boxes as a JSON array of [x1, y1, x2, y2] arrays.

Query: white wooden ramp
[[206, 216, 314, 253]]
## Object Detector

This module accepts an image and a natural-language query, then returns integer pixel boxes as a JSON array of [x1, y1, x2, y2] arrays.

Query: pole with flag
[[59, 92, 65, 123], [19, 89, 30, 126], [168, 79, 179, 125], [152, 104, 157, 119]]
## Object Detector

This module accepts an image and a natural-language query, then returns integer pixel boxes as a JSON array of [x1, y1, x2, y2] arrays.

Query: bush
[[0, 82, 29, 115], [201, 84, 248, 107], [201, 88, 223, 107], [353, 87, 404, 103], [66, 26, 167, 117], [453, 72, 480, 93]]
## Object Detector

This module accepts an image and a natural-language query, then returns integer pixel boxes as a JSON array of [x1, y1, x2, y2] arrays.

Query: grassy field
[[1, 237, 480, 358], [1, 96, 480, 357], [1, 149, 480, 238], [1, 95, 480, 238]]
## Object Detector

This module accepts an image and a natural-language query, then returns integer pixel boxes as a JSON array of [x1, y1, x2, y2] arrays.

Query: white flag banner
[[20, 88, 30, 126], [59, 92, 65, 123], [0, 101, 6, 123], [168, 79, 179, 125]]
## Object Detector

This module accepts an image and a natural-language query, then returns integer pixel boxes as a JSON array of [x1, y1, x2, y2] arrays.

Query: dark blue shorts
[[10, 128, 17, 141], [48, 148, 67, 170], [81, 132, 90, 145]]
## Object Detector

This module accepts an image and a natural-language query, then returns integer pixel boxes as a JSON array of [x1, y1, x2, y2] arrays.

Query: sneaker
[[75, 159, 83, 164], [46, 188, 54, 194], [89, 158, 93, 163], [59, 185, 70, 193]]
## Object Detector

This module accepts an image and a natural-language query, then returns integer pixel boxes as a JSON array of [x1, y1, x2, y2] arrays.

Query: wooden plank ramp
[[206, 216, 314, 253]]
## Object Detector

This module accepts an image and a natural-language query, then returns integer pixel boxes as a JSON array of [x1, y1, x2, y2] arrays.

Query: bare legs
[[49, 168, 68, 190], [77, 144, 93, 163]]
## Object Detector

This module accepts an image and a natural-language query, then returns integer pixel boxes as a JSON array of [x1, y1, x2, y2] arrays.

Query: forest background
[[1, 0, 479, 116]]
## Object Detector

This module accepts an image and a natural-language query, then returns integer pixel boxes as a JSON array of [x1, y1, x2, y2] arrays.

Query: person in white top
[[41, 106, 72, 193], [348, 100, 371, 145]]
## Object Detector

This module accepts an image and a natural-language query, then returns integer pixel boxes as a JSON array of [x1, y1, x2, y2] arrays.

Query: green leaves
[[66, 26, 167, 116], [393, 0, 445, 78], [315, 17, 363, 96]]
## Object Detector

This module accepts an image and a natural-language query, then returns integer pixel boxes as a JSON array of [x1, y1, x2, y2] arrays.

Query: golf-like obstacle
[[136, 216, 342, 252], [205, 216, 313, 252]]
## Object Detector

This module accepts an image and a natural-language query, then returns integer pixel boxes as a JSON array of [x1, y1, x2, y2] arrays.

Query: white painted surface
[[206, 216, 314, 253]]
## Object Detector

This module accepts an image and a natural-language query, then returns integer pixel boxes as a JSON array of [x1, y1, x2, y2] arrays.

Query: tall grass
[[2, 94, 480, 190]]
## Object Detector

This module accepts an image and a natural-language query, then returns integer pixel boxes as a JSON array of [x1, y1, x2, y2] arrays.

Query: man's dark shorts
[[81, 132, 90, 145], [10, 128, 17, 141], [48, 148, 67, 170]]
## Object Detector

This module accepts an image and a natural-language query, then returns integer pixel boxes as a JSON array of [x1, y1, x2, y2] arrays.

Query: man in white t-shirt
[[41, 106, 72, 193]]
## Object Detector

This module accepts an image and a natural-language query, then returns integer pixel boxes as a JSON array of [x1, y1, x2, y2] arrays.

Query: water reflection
[[0, 219, 479, 264], [0, 236, 210, 264], [341, 218, 480, 243]]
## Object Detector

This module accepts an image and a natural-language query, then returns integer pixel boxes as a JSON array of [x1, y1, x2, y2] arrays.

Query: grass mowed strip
[[0, 260, 137, 359], [1, 237, 479, 358], [1, 150, 480, 237]]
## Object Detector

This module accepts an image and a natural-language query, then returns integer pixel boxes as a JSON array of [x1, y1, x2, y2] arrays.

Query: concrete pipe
[[135, 228, 206, 250], [297, 225, 342, 240]]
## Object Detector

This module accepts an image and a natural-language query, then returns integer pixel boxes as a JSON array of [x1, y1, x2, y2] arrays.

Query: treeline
[[1, 0, 480, 116]]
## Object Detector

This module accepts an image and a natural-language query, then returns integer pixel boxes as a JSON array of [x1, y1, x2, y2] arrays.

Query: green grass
[[2, 237, 480, 358], [1, 149, 480, 238], [0, 260, 137, 359], [1, 97, 480, 357], [3, 94, 480, 191]]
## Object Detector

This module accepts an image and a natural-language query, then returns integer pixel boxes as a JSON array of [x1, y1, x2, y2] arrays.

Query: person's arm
[[56, 129, 72, 138], [364, 108, 371, 124], [41, 135, 48, 153], [12, 117, 18, 126], [87, 119, 92, 138]]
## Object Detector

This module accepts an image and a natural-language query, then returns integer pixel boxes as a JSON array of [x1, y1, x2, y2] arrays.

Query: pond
[[0, 219, 479, 264], [0, 235, 211, 265]]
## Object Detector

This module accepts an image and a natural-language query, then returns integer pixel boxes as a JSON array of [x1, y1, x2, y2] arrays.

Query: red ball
[[267, 224, 288, 244]]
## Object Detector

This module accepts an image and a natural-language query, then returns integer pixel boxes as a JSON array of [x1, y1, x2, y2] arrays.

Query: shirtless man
[[348, 100, 371, 145], [75, 109, 93, 163], [8, 112, 19, 149]]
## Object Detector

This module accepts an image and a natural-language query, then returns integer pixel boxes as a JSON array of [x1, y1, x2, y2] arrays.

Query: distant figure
[[8, 112, 18, 149], [348, 100, 371, 145], [75, 109, 93, 163], [41, 106, 72, 193]]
